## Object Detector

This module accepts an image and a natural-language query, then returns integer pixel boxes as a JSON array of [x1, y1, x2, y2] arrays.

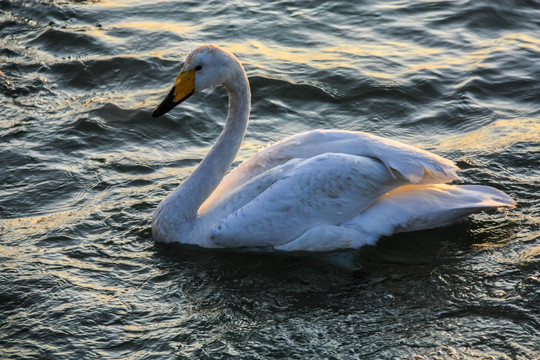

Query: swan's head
[[152, 45, 246, 118]]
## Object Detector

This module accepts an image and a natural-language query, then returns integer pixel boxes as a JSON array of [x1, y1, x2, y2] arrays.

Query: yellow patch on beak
[[173, 69, 196, 102]]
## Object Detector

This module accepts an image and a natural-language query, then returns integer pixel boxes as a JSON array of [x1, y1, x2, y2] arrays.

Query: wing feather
[[211, 153, 404, 247], [200, 130, 458, 213]]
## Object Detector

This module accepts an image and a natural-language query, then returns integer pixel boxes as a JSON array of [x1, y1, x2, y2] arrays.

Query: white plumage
[[151, 45, 514, 251]]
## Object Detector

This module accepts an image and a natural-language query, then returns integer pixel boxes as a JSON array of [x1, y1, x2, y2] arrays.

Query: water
[[1, 0, 539, 358]]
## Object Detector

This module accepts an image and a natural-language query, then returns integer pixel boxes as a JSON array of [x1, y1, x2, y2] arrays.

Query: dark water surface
[[1, 0, 539, 358]]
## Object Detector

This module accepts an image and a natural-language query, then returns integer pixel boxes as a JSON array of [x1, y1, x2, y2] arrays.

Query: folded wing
[[200, 129, 459, 214]]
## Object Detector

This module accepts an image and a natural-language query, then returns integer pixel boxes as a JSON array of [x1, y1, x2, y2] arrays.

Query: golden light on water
[[1, 210, 86, 241], [224, 40, 442, 73], [440, 117, 540, 152], [110, 21, 201, 35], [221, 39, 501, 81], [74, 10, 540, 94]]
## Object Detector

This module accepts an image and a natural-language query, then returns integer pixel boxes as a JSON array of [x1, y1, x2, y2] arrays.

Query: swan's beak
[[152, 69, 196, 118]]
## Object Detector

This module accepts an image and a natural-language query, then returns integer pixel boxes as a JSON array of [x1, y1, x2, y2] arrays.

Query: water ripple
[[1, 0, 539, 358]]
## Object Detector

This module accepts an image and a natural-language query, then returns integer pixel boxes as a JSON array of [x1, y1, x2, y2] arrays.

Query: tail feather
[[345, 184, 515, 239]]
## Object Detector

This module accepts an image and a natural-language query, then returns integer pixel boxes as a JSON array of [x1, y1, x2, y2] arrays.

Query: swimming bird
[[151, 44, 514, 251]]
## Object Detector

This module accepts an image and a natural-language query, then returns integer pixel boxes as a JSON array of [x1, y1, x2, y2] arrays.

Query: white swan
[[151, 44, 514, 251]]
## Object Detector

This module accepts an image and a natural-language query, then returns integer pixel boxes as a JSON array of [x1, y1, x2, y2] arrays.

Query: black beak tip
[[152, 86, 177, 118], [151, 87, 194, 119], [152, 108, 162, 118], [152, 104, 170, 118]]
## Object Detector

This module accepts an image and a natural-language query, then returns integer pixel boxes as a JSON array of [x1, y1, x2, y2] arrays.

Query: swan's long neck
[[174, 67, 251, 221]]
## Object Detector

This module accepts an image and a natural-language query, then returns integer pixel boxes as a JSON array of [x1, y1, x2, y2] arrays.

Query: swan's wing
[[200, 158, 303, 223], [275, 184, 515, 252], [263, 130, 459, 183], [210, 153, 406, 248], [347, 184, 515, 236], [200, 130, 459, 213]]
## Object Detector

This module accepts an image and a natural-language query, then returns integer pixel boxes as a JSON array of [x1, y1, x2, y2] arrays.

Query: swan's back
[[199, 129, 459, 214]]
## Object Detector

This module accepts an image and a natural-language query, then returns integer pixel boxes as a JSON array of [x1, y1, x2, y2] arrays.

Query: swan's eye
[[195, 65, 203, 71]]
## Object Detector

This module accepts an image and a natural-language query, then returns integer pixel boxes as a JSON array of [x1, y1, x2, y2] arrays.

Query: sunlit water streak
[[1, 0, 539, 359]]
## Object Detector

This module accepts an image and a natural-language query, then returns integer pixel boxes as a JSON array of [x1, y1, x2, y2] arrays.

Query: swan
[[151, 44, 514, 251]]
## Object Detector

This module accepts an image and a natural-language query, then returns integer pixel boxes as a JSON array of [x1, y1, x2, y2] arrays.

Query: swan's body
[[151, 45, 514, 251]]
